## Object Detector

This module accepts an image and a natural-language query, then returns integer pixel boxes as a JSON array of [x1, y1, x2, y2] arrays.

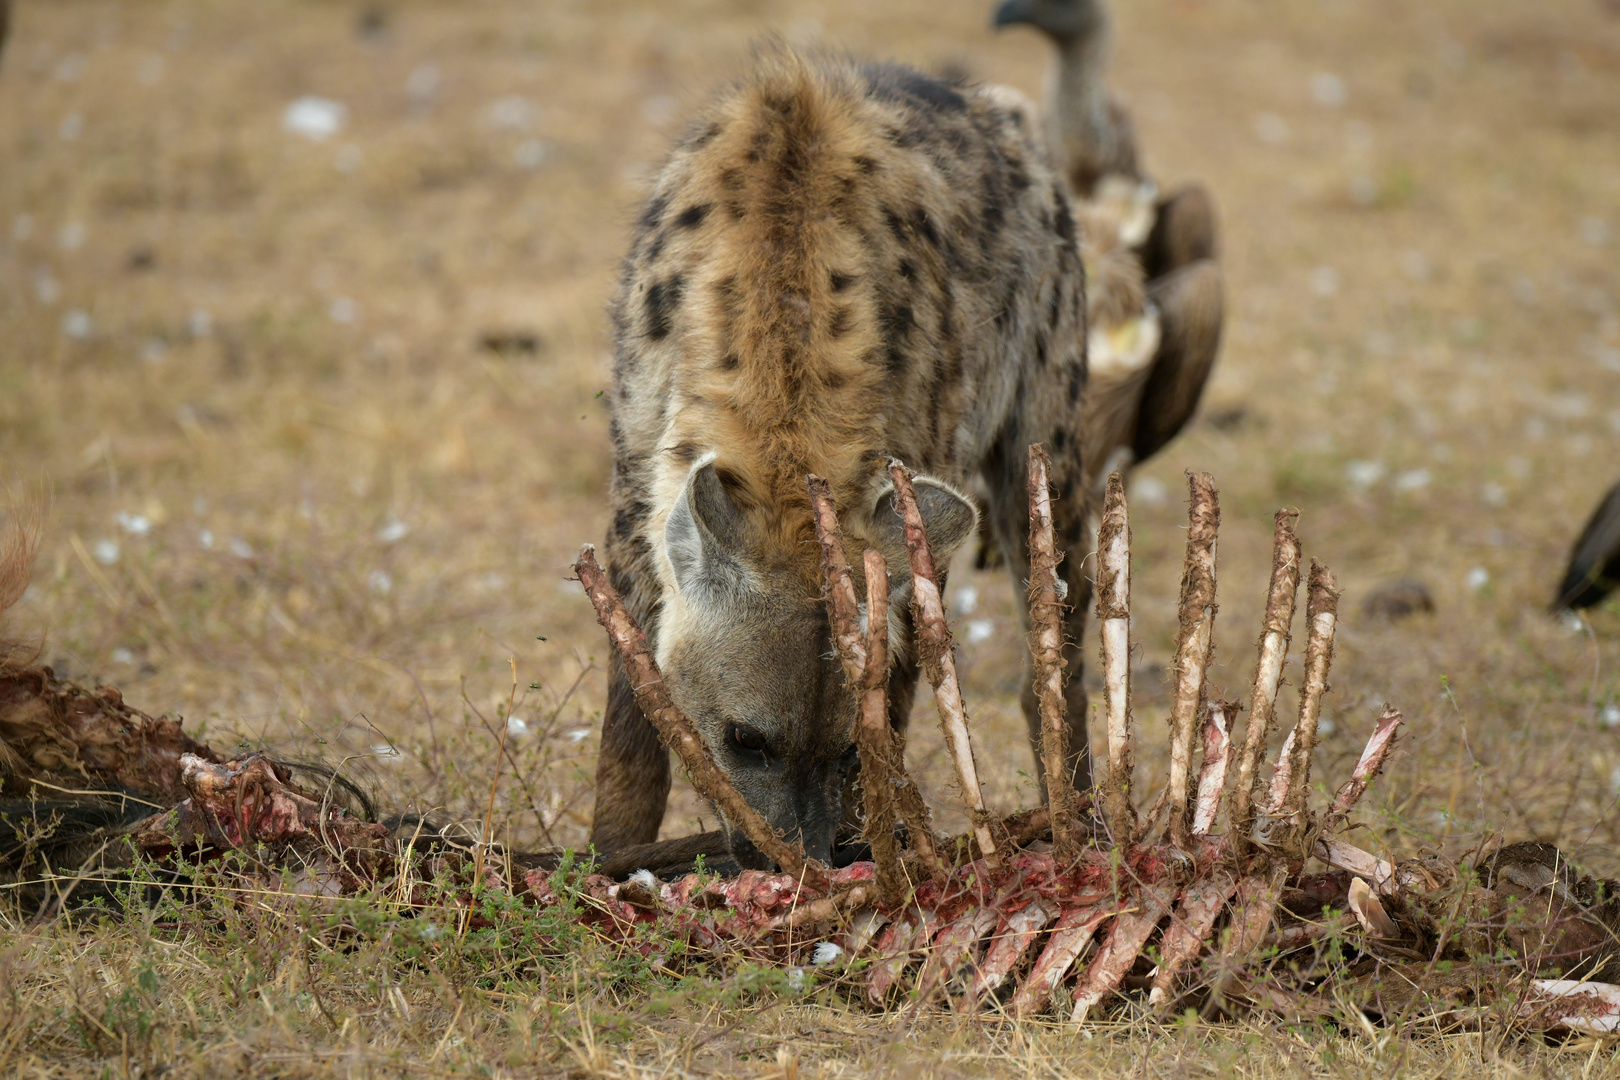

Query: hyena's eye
[[729, 725, 769, 755]]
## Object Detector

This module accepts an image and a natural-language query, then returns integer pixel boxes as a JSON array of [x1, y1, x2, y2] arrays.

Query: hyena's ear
[[664, 458, 751, 599], [866, 476, 980, 578]]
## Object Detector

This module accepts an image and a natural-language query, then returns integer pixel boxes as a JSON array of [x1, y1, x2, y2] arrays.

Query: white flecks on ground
[[566, 728, 592, 744], [1601, 704, 1620, 729], [334, 145, 363, 174], [1394, 468, 1432, 493], [93, 540, 120, 566], [1309, 266, 1340, 297], [377, 519, 410, 544], [368, 570, 393, 595], [1580, 217, 1611, 248], [59, 113, 85, 141], [1253, 112, 1289, 145], [642, 94, 678, 127], [137, 55, 165, 85], [142, 339, 167, 364], [514, 139, 551, 169], [33, 272, 60, 305], [329, 297, 358, 324], [198, 529, 215, 550], [110, 648, 136, 667], [55, 54, 87, 82], [506, 715, 530, 738], [1130, 474, 1169, 508], [283, 97, 348, 141], [59, 222, 86, 251], [951, 584, 979, 617], [188, 309, 214, 339], [229, 538, 254, 559], [1400, 250, 1432, 281], [1546, 392, 1591, 420], [1569, 434, 1593, 457], [812, 942, 844, 966], [116, 512, 153, 536], [1466, 567, 1490, 591], [1310, 72, 1348, 107], [1596, 346, 1620, 373], [475, 572, 507, 592], [1345, 460, 1386, 490], [1525, 416, 1549, 440], [1482, 482, 1507, 508], [61, 310, 92, 339], [406, 64, 440, 105], [964, 619, 994, 645], [1609, 764, 1620, 798], [1348, 174, 1379, 207], [487, 95, 537, 130]]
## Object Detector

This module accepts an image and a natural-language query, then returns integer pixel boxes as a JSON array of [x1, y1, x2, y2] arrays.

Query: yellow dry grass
[[1, 0, 1619, 1074]]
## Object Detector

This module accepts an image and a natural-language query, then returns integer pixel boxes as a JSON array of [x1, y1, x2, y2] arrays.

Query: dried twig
[[1166, 472, 1220, 846], [1095, 472, 1135, 840], [573, 545, 826, 887], [888, 459, 999, 867], [1230, 510, 1302, 855], [1027, 445, 1075, 859]]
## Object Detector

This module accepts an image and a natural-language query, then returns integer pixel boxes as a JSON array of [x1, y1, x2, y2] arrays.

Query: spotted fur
[[592, 46, 1094, 864]]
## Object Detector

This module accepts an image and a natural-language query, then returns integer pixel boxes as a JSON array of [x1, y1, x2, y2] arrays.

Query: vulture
[[1554, 481, 1620, 611]]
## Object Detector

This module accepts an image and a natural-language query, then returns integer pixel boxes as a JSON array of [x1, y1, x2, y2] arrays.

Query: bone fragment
[[1095, 472, 1136, 840], [841, 908, 890, 958], [1009, 901, 1118, 1018], [1230, 511, 1302, 854], [1347, 876, 1398, 938], [1191, 698, 1235, 836], [1150, 868, 1240, 1006], [1321, 705, 1403, 834], [1165, 473, 1220, 846], [968, 898, 1059, 1006], [1523, 980, 1620, 1034], [912, 904, 1002, 1009], [1027, 445, 1076, 859], [1071, 884, 1178, 1022], [1264, 728, 1297, 814], [1222, 870, 1285, 959], [1278, 561, 1341, 831], [889, 459, 999, 867], [866, 908, 943, 1006], [1315, 835, 1396, 893], [574, 546, 826, 888]]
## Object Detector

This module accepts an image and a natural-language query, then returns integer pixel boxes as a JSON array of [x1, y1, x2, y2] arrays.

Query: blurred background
[[1, 0, 1617, 865]]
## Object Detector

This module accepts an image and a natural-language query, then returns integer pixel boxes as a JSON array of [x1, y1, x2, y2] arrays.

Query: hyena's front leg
[[984, 440, 1094, 799]]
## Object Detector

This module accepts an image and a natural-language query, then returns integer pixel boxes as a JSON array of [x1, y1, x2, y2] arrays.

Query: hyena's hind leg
[[982, 438, 1095, 799]]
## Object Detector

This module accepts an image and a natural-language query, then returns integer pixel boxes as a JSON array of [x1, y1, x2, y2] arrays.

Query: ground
[[2, 0, 1619, 1075]]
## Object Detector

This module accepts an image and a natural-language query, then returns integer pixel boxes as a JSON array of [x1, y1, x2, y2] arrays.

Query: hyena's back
[[595, 49, 1090, 851]]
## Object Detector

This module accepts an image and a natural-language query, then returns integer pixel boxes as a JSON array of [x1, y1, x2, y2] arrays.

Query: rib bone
[[1165, 472, 1220, 846], [1095, 472, 1136, 840], [889, 459, 999, 866], [1027, 445, 1076, 858], [1191, 698, 1235, 836], [1277, 561, 1342, 837]]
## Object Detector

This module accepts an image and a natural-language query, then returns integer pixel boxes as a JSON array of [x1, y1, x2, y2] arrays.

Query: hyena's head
[[656, 458, 977, 870]]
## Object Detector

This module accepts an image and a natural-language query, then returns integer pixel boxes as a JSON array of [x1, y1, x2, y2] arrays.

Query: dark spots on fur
[[1034, 331, 1048, 368], [825, 371, 848, 390], [830, 271, 856, 293], [613, 499, 650, 541], [725, 200, 746, 221], [719, 352, 741, 371], [853, 155, 879, 175], [878, 300, 915, 376], [645, 274, 685, 341], [644, 231, 666, 263], [829, 306, 854, 339], [746, 129, 770, 163], [1051, 428, 1068, 452], [1068, 365, 1084, 405], [1047, 284, 1063, 333], [898, 259, 915, 282], [675, 204, 712, 229], [1052, 185, 1076, 244], [862, 64, 967, 114], [883, 208, 907, 244], [719, 168, 743, 192], [910, 207, 939, 248], [639, 193, 669, 231]]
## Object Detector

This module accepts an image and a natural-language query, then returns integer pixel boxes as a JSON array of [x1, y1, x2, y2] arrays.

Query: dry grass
[[1, 0, 1619, 1074]]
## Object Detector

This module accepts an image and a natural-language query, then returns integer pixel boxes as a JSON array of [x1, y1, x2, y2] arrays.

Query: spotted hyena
[[592, 46, 1095, 869]]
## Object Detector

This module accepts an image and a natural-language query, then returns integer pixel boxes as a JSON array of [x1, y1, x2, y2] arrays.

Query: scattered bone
[[1279, 561, 1342, 833], [1191, 698, 1235, 836], [1322, 705, 1402, 834], [1347, 877, 1398, 938]]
